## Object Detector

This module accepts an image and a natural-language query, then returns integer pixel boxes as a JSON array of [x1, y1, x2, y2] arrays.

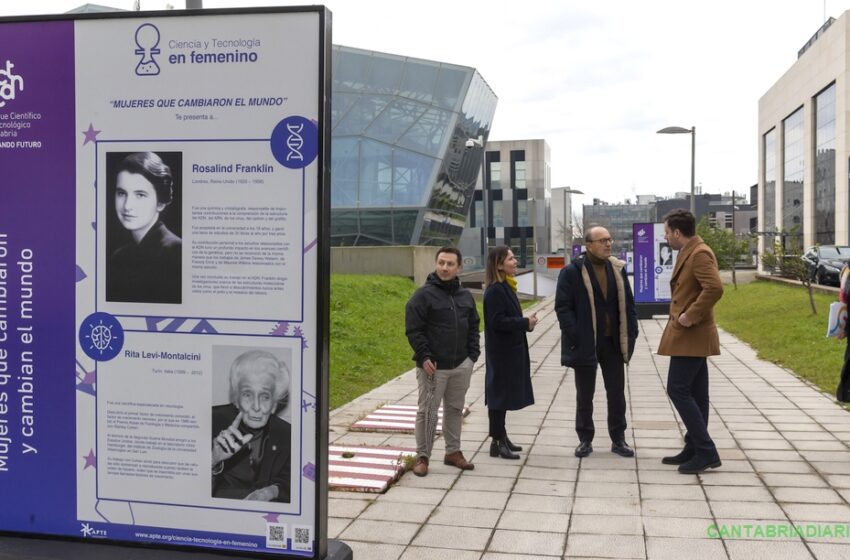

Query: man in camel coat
[[657, 209, 724, 474]]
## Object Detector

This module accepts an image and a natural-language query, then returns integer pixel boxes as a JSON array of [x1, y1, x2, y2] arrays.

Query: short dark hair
[[663, 208, 695, 237], [435, 246, 462, 264], [117, 152, 174, 205]]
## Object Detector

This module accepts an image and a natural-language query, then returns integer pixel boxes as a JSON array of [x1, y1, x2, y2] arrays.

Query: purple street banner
[[633, 223, 677, 303], [572, 244, 582, 258], [1, 8, 329, 558]]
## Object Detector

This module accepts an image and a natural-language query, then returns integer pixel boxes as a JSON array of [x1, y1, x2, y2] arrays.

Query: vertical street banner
[[0, 7, 330, 558], [633, 223, 677, 303]]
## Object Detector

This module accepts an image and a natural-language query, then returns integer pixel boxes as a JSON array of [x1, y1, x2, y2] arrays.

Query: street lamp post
[[465, 135, 488, 269], [657, 126, 696, 215], [527, 198, 538, 299], [555, 186, 584, 258]]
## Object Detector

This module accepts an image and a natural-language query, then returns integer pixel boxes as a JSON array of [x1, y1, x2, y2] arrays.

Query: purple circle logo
[[270, 116, 318, 169], [79, 312, 124, 361]]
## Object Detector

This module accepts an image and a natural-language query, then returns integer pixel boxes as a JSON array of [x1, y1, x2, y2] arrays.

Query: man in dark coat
[[555, 226, 638, 458], [405, 247, 480, 477]]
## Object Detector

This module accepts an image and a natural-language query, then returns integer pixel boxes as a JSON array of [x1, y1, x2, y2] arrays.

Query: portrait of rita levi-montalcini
[[105, 151, 182, 304], [211, 349, 292, 503]]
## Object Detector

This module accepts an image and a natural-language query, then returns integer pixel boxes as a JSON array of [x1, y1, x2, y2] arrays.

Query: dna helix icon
[[285, 123, 305, 162]]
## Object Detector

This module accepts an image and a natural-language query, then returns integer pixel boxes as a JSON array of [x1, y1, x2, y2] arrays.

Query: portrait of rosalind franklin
[[106, 151, 182, 304], [211, 350, 292, 503]]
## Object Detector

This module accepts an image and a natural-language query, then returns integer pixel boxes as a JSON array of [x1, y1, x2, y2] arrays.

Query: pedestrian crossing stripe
[[349, 404, 470, 433], [328, 444, 416, 493]]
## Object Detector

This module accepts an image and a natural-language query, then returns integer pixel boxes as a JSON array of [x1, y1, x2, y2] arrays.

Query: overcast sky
[[5, 0, 850, 207]]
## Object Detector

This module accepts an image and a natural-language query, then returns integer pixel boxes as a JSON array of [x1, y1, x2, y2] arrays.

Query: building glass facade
[[763, 128, 777, 247], [815, 83, 836, 244], [331, 46, 497, 246], [782, 107, 805, 246], [583, 203, 654, 254]]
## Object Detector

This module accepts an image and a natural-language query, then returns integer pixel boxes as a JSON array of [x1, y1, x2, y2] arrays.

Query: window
[[783, 107, 804, 249], [815, 83, 836, 244]]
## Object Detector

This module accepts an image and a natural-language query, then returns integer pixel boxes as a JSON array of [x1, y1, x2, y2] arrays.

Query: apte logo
[[134, 23, 161, 76], [80, 523, 108, 538], [637, 228, 646, 237], [0, 60, 24, 107]]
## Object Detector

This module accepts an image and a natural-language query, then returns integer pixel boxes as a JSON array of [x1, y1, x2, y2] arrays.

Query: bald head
[[585, 227, 613, 259]]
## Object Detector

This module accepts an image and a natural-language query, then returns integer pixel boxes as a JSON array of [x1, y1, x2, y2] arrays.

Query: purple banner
[[633, 223, 657, 303], [0, 21, 77, 535]]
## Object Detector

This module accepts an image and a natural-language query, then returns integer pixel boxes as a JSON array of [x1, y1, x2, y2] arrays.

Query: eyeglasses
[[589, 238, 614, 245]]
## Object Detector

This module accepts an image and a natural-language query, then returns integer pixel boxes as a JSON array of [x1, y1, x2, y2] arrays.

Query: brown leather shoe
[[413, 456, 428, 477], [443, 451, 475, 470]]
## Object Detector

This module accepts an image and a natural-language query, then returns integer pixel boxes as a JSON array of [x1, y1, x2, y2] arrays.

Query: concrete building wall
[[331, 246, 440, 285]]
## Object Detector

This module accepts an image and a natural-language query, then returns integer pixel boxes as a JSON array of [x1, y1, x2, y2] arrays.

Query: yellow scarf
[[505, 275, 518, 292]]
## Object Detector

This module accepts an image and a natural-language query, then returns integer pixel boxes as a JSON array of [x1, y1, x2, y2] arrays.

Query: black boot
[[504, 436, 522, 452], [490, 438, 520, 459]]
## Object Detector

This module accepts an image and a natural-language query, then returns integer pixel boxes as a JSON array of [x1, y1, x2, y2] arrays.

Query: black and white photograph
[[659, 242, 673, 266], [211, 346, 292, 504], [105, 151, 183, 304]]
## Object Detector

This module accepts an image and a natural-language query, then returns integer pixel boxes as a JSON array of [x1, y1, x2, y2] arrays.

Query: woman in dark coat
[[483, 246, 538, 459]]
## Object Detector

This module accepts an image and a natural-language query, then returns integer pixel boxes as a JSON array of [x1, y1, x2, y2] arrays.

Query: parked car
[[801, 245, 850, 286]]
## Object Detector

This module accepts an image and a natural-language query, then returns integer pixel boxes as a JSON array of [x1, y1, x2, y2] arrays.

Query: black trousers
[[666, 356, 717, 456], [488, 409, 507, 440], [573, 336, 627, 443]]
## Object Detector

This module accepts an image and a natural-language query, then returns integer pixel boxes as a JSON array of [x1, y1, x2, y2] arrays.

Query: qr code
[[266, 523, 287, 549], [292, 525, 312, 552]]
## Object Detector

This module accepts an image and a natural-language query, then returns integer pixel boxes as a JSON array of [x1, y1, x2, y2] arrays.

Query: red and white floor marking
[[349, 404, 470, 433], [328, 444, 416, 493]]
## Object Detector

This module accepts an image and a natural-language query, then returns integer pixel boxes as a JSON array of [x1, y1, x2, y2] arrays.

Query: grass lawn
[[330, 274, 418, 410], [329, 274, 539, 409], [714, 281, 844, 396]]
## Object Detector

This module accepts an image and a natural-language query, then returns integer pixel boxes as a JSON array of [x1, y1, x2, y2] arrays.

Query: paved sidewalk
[[328, 297, 850, 559]]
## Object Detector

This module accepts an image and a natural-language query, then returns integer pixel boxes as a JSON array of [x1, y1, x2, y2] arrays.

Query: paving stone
[[640, 483, 706, 500], [360, 501, 435, 523], [782, 503, 850, 523], [328, 497, 372, 518], [411, 524, 492, 551], [724, 539, 813, 560], [708, 500, 786, 519], [400, 548, 482, 560], [565, 533, 645, 558], [646, 537, 724, 560], [441, 489, 510, 509], [343, 541, 405, 560], [569, 514, 643, 535], [340, 519, 420, 545], [574, 481, 639, 498], [643, 516, 714, 538], [428, 505, 501, 528], [518, 465, 578, 481], [512, 477, 573, 497], [497, 510, 569, 532], [762, 473, 829, 488], [772, 486, 844, 504], [642, 498, 712, 518], [381, 486, 447, 505], [505, 493, 572, 514], [487, 529, 566, 556], [573, 496, 641, 516]]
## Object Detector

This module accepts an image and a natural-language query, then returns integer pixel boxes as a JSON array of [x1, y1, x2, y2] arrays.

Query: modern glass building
[[458, 139, 552, 269], [331, 45, 498, 247], [758, 15, 848, 253]]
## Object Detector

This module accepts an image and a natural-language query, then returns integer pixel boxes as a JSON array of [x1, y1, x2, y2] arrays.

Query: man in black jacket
[[555, 227, 639, 459], [405, 247, 480, 477]]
